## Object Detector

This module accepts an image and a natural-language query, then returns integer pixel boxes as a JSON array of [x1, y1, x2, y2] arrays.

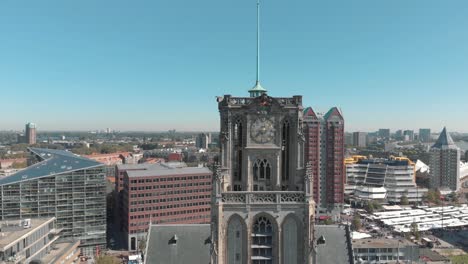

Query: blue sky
[[1, 0, 468, 132]]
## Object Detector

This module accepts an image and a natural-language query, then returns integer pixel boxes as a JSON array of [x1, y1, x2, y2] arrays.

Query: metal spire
[[256, 0, 260, 84], [249, 0, 267, 97]]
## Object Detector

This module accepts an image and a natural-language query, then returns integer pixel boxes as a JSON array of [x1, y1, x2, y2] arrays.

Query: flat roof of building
[[127, 165, 211, 178], [352, 238, 415, 249], [40, 241, 80, 264], [0, 218, 55, 250], [0, 148, 103, 186], [116, 161, 187, 171]]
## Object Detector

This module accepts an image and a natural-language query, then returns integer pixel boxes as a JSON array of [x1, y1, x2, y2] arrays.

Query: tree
[[400, 194, 409, 205], [324, 218, 333, 225], [366, 202, 374, 214], [351, 215, 362, 231], [410, 222, 420, 240], [451, 254, 468, 264], [447, 192, 459, 204], [11, 161, 27, 169], [365, 201, 381, 214], [139, 238, 147, 254], [95, 255, 119, 264], [424, 189, 441, 205]]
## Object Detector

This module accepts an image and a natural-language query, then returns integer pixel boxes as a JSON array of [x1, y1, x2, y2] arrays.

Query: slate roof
[[315, 225, 352, 264], [145, 224, 211, 264], [0, 148, 103, 186], [432, 127, 458, 150]]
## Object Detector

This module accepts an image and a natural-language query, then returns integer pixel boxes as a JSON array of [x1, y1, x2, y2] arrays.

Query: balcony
[[221, 191, 306, 204]]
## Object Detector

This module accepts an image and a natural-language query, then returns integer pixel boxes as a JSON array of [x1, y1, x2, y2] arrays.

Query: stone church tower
[[210, 2, 315, 263], [210, 91, 315, 264]]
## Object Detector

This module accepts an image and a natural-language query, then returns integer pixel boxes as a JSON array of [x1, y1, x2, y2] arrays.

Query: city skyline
[[2, 0, 468, 132]]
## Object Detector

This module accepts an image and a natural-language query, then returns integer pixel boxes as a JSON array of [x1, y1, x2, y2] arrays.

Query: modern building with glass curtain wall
[[0, 148, 107, 256]]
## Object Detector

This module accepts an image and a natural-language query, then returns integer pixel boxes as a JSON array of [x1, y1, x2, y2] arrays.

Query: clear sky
[[1, 0, 468, 132]]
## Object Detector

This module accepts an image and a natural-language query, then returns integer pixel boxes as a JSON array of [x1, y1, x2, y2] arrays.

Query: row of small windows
[[129, 188, 211, 198], [130, 207, 210, 220], [129, 209, 210, 221], [130, 201, 210, 212], [129, 215, 210, 234], [129, 181, 210, 191], [130, 195, 210, 205]]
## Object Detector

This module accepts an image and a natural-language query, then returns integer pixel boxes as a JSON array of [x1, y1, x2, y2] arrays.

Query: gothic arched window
[[251, 216, 274, 264], [233, 117, 243, 184], [253, 159, 271, 191], [281, 119, 290, 185]]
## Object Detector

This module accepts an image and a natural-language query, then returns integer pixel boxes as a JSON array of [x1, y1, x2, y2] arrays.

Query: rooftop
[[40, 241, 80, 264], [145, 224, 210, 264], [0, 148, 103, 186], [0, 218, 55, 250], [352, 238, 415, 249], [127, 164, 211, 178]]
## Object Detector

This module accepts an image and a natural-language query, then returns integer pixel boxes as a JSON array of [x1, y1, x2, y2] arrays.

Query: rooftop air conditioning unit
[[23, 219, 31, 229]]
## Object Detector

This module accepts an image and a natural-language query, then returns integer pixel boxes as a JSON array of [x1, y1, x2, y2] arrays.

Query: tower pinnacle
[[249, 0, 267, 97]]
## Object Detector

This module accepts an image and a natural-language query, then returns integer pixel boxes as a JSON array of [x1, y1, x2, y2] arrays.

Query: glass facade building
[[0, 148, 107, 256]]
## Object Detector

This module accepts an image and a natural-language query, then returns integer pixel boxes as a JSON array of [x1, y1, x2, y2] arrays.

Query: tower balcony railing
[[221, 191, 306, 204], [225, 96, 299, 107]]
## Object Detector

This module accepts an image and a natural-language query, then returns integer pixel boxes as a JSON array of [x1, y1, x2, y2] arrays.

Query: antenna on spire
[[249, 0, 267, 97]]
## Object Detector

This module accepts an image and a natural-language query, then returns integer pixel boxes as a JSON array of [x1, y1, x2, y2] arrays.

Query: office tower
[[353, 132, 367, 147], [378, 129, 390, 140], [419, 128, 431, 142], [403, 130, 414, 141], [25, 122, 37, 145], [345, 133, 353, 146], [304, 107, 345, 211], [395, 130, 403, 140], [429, 128, 460, 191], [0, 148, 107, 256]]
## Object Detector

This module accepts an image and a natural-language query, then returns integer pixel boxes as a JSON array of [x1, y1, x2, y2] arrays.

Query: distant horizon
[[2, 128, 468, 135]]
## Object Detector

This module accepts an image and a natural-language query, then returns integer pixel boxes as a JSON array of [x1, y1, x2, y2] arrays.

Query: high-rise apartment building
[[0, 148, 107, 256], [25, 122, 37, 145], [419, 128, 431, 142], [378, 129, 390, 140], [196, 133, 212, 149], [395, 130, 403, 140], [122, 164, 212, 250], [429, 127, 460, 191], [304, 107, 345, 211], [352, 132, 367, 147]]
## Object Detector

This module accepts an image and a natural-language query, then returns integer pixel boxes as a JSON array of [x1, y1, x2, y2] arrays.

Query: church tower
[[210, 3, 314, 263], [211, 93, 315, 264]]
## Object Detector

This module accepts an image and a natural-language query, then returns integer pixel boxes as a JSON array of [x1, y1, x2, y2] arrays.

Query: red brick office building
[[121, 163, 212, 251]]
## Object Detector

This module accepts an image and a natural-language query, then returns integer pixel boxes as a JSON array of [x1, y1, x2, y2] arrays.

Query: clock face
[[250, 117, 275, 143]]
